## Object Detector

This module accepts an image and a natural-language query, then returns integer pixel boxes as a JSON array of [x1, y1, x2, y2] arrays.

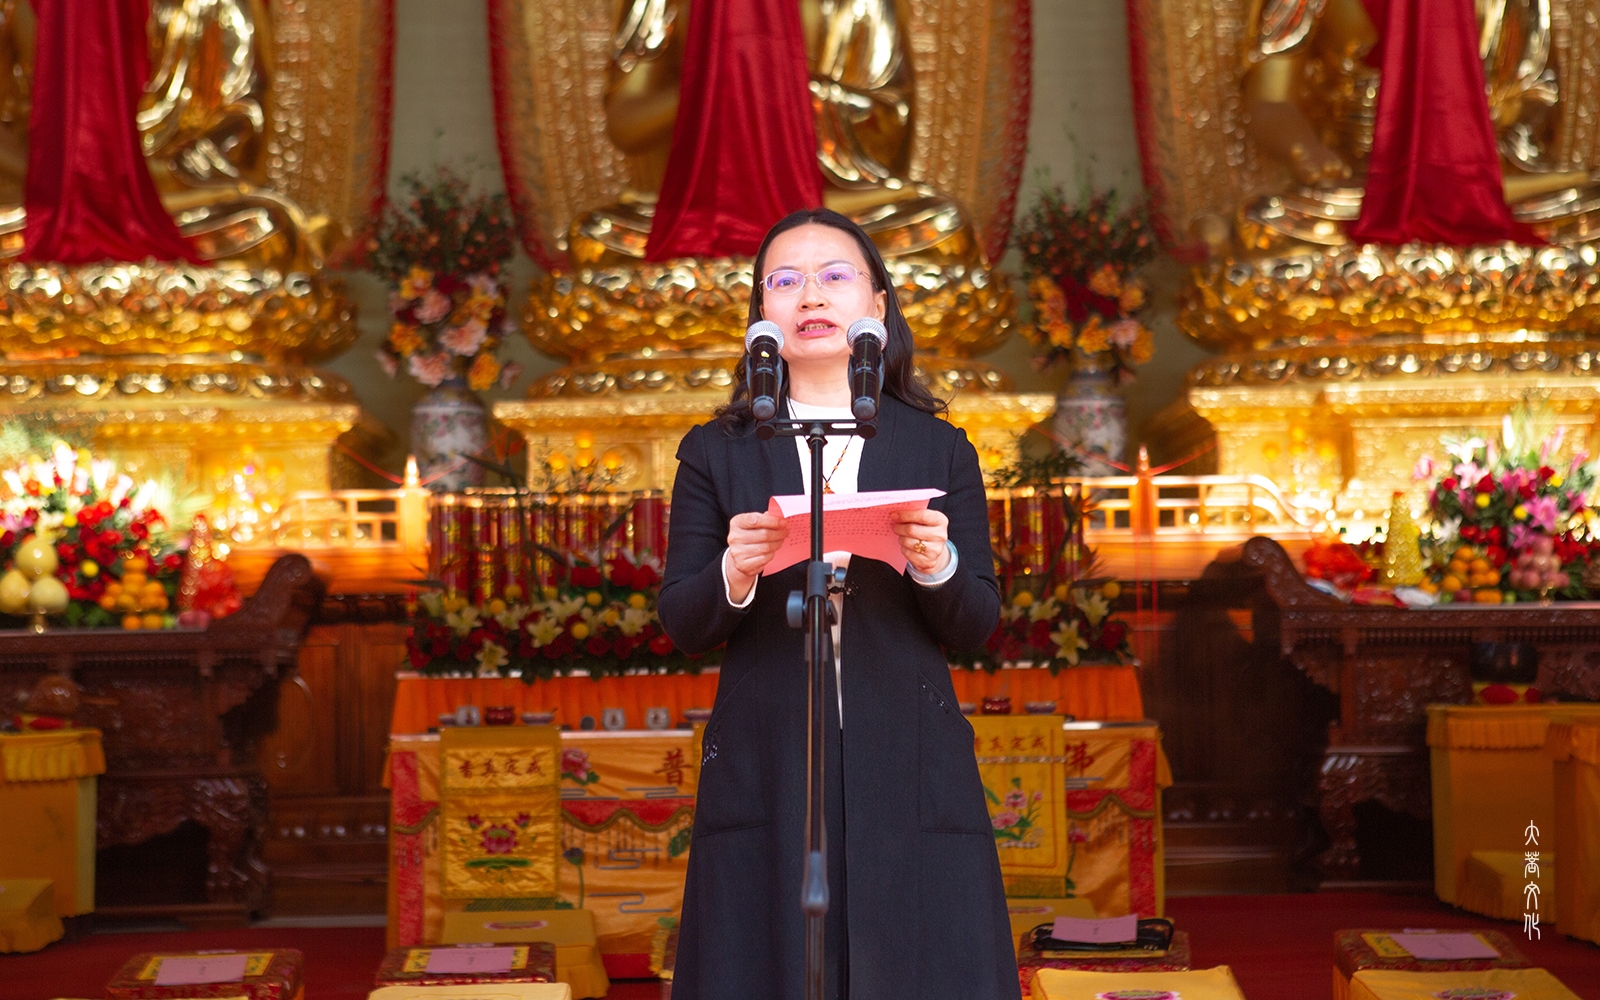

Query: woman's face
[[759, 223, 887, 373]]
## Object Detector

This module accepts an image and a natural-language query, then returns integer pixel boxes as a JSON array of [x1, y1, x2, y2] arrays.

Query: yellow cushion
[[1032, 965, 1246, 1000], [368, 987, 572, 1000], [440, 909, 607, 1000], [0, 878, 62, 953], [1458, 850, 1556, 923], [1350, 968, 1581, 1000]]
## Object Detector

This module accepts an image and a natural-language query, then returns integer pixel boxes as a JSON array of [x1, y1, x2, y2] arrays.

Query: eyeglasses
[[761, 263, 862, 295]]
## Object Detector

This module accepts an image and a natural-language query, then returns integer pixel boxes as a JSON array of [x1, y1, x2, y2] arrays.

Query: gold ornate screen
[[487, 0, 1032, 268], [264, 0, 394, 262]]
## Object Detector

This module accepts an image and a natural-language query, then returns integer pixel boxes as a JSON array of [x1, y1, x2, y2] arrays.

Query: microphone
[[745, 320, 784, 422], [846, 317, 887, 422]]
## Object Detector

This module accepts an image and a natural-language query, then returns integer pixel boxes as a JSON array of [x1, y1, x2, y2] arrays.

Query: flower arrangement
[[1414, 407, 1599, 603], [0, 440, 194, 629], [1015, 185, 1157, 383], [404, 552, 720, 681], [367, 169, 521, 393], [950, 578, 1132, 673]]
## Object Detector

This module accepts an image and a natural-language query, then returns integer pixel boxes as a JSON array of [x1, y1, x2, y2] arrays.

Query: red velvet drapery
[[643, 0, 825, 261], [1350, 0, 1539, 246], [22, 0, 200, 264]]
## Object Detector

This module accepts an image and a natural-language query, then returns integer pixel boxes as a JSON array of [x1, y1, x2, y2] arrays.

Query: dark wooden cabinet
[[260, 620, 406, 915]]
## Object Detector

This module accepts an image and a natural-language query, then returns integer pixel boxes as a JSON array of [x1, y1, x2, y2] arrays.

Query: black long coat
[[657, 396, 1020, 1000]]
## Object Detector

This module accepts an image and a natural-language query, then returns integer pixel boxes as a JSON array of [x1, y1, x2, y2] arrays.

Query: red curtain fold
[[1350, 0, 1539, 246], [22, 0, 201, 264], [643, 0, 825, 261]]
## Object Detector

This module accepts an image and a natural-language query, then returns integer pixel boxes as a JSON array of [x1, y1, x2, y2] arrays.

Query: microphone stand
[[758, 412, 876, 1000]]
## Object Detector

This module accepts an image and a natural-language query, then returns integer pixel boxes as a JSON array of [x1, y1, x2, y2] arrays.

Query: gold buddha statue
[[0, 0, 327, 271], [1223, 0, 1600, 254], [570, 0, 979, 268]]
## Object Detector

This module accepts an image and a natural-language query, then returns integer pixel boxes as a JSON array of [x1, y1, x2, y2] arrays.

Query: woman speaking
[[657, 209, 1019, 999]]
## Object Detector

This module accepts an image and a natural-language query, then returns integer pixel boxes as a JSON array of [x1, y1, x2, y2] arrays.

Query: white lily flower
[[1074, 591, 1110, 628], [446, 605, 480, 636], [1051, 621, 1088, 665]]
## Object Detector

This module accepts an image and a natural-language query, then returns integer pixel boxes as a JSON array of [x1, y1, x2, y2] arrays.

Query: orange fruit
[[1480, 570, 1500, 587], [1447, 559, 1469, 576], [1441, 576, 1464, 594], [1469, 558, 1490, 573], [1455, 546, 1476, 560], [141, 613, 163, 630], [97, 594, 118, 611], [122, 614, 142, 630], [1474, 589, 1504, 604]]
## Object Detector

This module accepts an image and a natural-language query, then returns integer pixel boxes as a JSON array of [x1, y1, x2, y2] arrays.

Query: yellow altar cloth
[[369, 986, 572, 1000], [390, 665, 1145, 735], [1032, 965, 1245, 1000], [0, 878, 61, 953], [979, 719, 1169, 914], [0, 729, 104, 918], [387, 729, 698, 980], [1547, 720, 1600, 944], [1349, 969, 1581, 1000], [1426, 704, 1600, 908]]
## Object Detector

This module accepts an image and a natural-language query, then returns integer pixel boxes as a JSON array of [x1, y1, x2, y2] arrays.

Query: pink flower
[[1108, 318, 1141, 349], [415, 289, 452, 324], [1031, 790, 1044, 803], [440, 318, 489, 356], [498, 361, 523, 390], [1525, 495, 1559, 532], [991, 811, 1020, 830], [561, 747, 591, 782], [407, 352, 452, 387], [467, 273, 500, 297], [375, 350, 398, 378], [1004, 790, 1027, 809], [1412, 455, 1435, 481], [480, 823, 517, 855]]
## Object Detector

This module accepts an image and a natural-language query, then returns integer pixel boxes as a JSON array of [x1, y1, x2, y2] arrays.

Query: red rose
[[571, 565, 602, 588], [1539, 466, 1555, 481], [1485, 545, 1508, 567], [1461, 525, 1478, 542], [1441, 477, 1458, 492], [431, 637, 451, 657], [631, 563, 659, 589], [1475, 477, 1496, 494], [586, 635, 610, 657], [1097, 620, 1128, 651], [649, 634, 675, 656], [608, 556, 634, 586], [1028, 619, 1052, 649]]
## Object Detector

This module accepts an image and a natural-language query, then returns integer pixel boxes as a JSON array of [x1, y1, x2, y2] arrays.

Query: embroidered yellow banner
[[441, 727, 561, 900], [973, 716, 1067, 883]]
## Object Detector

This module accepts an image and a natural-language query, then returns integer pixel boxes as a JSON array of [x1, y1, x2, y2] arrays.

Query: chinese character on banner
[[1523, 821, 1542, 939], [657, 748, 687, 788], [1525, 821, 1541, 846]]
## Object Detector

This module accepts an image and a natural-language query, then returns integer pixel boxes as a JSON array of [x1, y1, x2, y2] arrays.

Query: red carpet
[[2, 894, 1596, 999]]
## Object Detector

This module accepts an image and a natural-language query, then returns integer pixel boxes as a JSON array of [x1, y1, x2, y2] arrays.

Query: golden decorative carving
[[0, 263, 357, 363], [494, 391, 1054, 492], [1180, 241, 1600, 350], [525, 257, 1012, 363], [0, 355, 356, 404], [525, 354, 1014, 399]]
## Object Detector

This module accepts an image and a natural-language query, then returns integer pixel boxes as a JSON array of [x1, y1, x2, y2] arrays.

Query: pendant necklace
[[821, 438, 853, 495]]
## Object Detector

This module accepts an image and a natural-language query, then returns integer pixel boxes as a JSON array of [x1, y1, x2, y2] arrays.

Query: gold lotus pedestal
[[0, 263, 364, 496], [1168, 247, 1600, 523]]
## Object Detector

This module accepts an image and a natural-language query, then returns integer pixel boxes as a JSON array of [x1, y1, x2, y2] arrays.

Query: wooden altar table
[[1225, 538, 1600, 885], [0, 555, 323, 923]]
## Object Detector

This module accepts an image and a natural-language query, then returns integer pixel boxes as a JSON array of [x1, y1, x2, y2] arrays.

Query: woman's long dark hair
[[717, 208, 946, 430]]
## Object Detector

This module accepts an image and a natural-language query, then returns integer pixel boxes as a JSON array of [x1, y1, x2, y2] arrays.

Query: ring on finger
[[914, 539, 927, 555]]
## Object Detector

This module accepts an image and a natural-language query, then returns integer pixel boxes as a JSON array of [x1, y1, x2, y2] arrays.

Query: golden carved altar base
[[0, 356, 361, 495], [1184, 338, 1600, 523], [494, 388, 1056, 493]]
